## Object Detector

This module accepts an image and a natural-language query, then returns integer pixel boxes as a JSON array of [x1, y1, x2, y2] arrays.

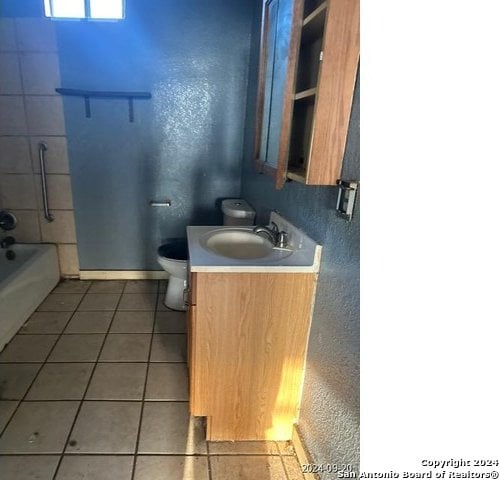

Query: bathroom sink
[[187, 212, 322, 271], [199, 228, 277, 259], [198, 227, 296, 262]]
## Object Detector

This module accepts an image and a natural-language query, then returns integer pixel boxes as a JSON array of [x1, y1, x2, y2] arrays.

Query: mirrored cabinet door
[[254, 0, 299, 174]]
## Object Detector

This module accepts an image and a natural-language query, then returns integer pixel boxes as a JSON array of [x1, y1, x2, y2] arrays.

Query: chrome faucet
[[253, 222, 288, 248]]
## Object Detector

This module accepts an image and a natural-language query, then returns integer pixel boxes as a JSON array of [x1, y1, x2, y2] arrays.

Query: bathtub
[[0, 244, 60, 352]]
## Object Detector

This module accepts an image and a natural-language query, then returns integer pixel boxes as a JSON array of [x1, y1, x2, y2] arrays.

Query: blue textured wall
[[54, 0, 253, 269], [241, 4, 360, 476], [0, 0, 43, 17]]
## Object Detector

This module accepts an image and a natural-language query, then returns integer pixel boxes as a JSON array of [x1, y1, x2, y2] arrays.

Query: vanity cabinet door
[[190, 271, 318, 441]]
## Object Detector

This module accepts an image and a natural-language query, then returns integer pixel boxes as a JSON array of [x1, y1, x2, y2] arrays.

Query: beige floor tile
[[0, 456, 60, 479], [0, 400, 18, 430], [53, 280, 91, 294], [67, 401, 141, 453], [0, 401, 78, 453], [124, 280, 158, 293], [118, 293, 157, 311], [283, 456, 306, 480], [19, 312, 72, 334], [134, 456, 209, 480], [156, 295, 170, 311], [47, 335, 105, 362], [65, 311, 114, 334], [78, 294, 121, 311], [0, 364, 41, 399], [150, 334, 187, 362], [209, 441, 279, 455], [26, 363, 93, 400], [0, 335, 58, 363], [88, 280, 126, 294], [56, 455, 134, 480], [110, 311, 154, 333], [99, 334, 151, 362], [37, 293, 83, 312], [86, 363, 147, 400], [210, 455, 287, 480], [277, 440, 295, 455], [145, 363, 188, 401], [154, 312, 187, 334], [138, 402, 206, 454]]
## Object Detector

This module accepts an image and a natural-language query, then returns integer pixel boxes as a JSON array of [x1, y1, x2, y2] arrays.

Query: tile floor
[[0, 280, 305, 479]]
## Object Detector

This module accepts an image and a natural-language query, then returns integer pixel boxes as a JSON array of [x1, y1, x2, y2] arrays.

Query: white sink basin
[[187, 212, 322, 272], [200, 229, 274, 259]]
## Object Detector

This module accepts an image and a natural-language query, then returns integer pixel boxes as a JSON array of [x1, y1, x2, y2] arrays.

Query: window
[[44, 0, 125, 20]]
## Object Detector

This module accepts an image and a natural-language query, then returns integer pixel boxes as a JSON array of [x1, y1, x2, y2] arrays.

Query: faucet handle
[[276, 231, 288, 248], [270, 221, 279, 233]]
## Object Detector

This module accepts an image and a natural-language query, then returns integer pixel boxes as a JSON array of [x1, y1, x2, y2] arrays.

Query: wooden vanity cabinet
[[255, 0, 359, 188], [187, 271, 318, 441]]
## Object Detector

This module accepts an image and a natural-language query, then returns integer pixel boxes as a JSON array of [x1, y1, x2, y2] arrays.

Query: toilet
[[157, 238, 189, 311], [220, 198, 256, 226], [157, 199, 256, 311]]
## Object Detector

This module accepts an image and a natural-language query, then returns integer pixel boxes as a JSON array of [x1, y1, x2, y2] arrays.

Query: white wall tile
[[0, 96, 27, 135], [0, 19, 17, 51], [20, 53, 61, 95], [0, 137, 32, 173], [30, 137, 70, 174], [25, 96, 65, 135], [0, 53, 22, 94], [9, 210, 41, 242], [15, 18, 57, 52], [35, 174, 74, 210], [57, 244, 80, 277], [39, 209, 77, 243], [0, 174, 37, 209]]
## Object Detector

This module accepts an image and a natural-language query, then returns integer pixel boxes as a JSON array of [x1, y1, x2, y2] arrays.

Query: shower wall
[[0, 14, 79, 276], [55, 0, 253, 270]]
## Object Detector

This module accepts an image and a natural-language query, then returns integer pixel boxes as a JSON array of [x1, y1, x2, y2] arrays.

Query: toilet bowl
[[157, 238, 189, 311]]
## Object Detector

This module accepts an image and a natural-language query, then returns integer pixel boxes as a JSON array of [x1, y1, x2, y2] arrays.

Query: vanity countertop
[[187, 212, 322, 273]]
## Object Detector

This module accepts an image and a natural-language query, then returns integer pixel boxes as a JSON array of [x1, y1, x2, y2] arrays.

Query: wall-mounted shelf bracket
[[55, 88, 152, 123], [336, 180, 358, 221]]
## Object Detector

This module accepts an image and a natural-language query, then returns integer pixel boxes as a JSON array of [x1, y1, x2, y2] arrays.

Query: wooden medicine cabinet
[[254, 0, 359, 188]]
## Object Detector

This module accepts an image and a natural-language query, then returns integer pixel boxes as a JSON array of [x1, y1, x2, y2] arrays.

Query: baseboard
[[79, 270, 169, 280], [293, 425, 319, 480]]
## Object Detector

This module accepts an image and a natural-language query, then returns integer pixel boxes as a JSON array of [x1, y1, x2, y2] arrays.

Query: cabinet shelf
[[294, 87, 317, 101], [301, 1, 327, 43], [287, 168, 307, 183], [303, 0, 325, 17]]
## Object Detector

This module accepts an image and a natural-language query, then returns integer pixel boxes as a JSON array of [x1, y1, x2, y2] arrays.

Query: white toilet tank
[[221, 199, 256, 226]]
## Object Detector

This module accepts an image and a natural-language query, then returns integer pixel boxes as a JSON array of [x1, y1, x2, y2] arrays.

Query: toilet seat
[[157, 238, 188, 261]]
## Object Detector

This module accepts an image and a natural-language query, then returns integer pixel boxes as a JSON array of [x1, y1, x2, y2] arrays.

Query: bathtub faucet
[[0, 236, 15, 249]]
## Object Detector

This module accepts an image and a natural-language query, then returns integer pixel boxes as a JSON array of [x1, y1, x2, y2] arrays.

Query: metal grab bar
[[38, 142, 54, 222]]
